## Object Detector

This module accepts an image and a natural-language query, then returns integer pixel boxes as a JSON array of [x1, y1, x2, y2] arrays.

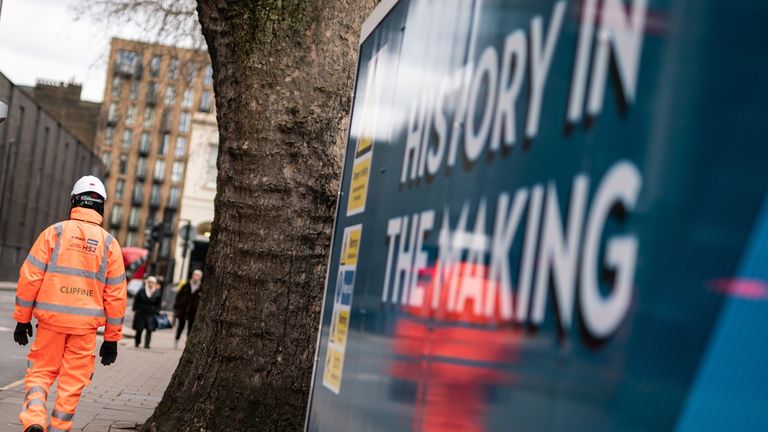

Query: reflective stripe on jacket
[[13, 207, 128, 341]]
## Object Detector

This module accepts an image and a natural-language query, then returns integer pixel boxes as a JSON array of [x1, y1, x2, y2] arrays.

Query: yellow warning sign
[[340, 227, 361, 266], [356, 134, 373, 158], [332, 310, 350, 346], [322, 224, 362, 395], [322, 346, 345, 395], [347, 156, 372, 216]]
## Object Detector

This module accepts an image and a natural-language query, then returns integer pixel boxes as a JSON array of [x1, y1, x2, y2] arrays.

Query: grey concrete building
[[0, 71, 104, 281], [20, 80, 102, 152]]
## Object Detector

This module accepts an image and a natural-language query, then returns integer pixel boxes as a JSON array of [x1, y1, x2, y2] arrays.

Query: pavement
[[0, 288, 184, 432]]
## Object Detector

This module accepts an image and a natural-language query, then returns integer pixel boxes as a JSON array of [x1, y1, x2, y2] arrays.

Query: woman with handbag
[[132, 275, 161, 348]]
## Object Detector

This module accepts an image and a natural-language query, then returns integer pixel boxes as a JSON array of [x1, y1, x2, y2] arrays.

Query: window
[[164, 87, 176, 105], [132, 183, 144, 202], [147, 82, 158, 104], [111, 76, 122, 97], [178, 112, 191, 133], [160, 134, 170, 156], [168, 187, 180, 207], [121, 129, 133, 149], [107, 103, 118, 123], [136, 157, 148, 178], [110, 204, 122, 226], [199, 90, 212, 112], [143, 108, 154, 128], [161, 109, 172, 131], [115, 179, 125, 200], [206, 144, 218, 185], [186, 61, 198, 84], [169, 58, 179, 80], [102, 152, 112, 169], [126, 232, 136, 247], [104, 127, 114, 146], [174, 136, 186, 158], [150, 55, 161, 77], [182, 89, 193, 109], [139, 132, 151, 153], [116, 50, 140, 75], [119, 155, 128, 174], [171, 161, 185, 182], [125, 105, 137, 126], [150, 184, 161, 206], [130, 81, 140, 101], [153, 160, 166, 182], [129, 207, 141, 228], [203, 65, 213, 85]]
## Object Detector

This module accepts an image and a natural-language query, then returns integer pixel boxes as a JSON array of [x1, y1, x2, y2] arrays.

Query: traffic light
[[143, 222, 164, 249]]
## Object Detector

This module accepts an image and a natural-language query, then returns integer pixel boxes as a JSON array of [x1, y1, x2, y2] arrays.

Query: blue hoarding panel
[[306, 0, 768, 430]]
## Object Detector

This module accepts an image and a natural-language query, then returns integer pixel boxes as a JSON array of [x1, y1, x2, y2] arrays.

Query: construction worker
[[12, 175, 127, 432]]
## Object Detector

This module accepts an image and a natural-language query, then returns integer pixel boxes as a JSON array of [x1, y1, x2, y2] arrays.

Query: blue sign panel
[[306, 0, 768, 430]]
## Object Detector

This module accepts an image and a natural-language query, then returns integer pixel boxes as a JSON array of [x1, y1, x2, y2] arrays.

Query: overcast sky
[[0, 0, 143, 102]]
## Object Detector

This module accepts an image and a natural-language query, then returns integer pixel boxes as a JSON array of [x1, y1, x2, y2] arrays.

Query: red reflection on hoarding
[[709, 278, 768, 300], [391, 263, 522, 432]]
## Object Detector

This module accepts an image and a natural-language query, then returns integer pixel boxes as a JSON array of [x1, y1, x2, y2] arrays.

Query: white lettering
[[526, 1, 566, 139], [486, 190, 528, 320], [465, 48, 499, 162], [587, 0, 648, 116], [567, 0, 598, 123], [516, 185, 544, 323], [382, 217, 402, 303], [409, 210, 435, 307], [455, 200, 489, 315], [490, 30, 527, 151], [433, 204, 470, 311], [580, 161, 641, 338], [531, 175, 589, 328], [427, 79, 451, 176]]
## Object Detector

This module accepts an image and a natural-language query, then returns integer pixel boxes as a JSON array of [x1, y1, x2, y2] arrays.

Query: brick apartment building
[[96, 38, 213, 276]]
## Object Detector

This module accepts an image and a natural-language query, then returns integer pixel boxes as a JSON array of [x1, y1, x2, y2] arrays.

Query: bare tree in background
[[72, 0, 204, 48], [78, 0, 380, 429]]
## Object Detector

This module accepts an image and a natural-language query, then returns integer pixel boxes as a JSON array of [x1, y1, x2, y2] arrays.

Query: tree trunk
[[143, 1, 377, 430]]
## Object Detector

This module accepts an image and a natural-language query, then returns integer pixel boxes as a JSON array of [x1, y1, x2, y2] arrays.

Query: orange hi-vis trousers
[[19, 326, 96, 432]]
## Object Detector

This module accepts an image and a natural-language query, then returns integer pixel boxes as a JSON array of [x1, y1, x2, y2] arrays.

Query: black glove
[[13, 322, 33, 346], [99, 341, 118, 366]]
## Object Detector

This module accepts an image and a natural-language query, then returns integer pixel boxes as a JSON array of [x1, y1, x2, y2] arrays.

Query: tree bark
[[143, 1, 378, 430]]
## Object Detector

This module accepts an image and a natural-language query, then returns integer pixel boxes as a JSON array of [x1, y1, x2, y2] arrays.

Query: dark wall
[[0, 72, 105, 281]]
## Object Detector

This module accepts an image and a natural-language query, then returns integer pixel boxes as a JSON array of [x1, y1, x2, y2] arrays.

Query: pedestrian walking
[[12, 176, 127, 432], [173, 269, 203, 349], [132, 275, 161, 349]]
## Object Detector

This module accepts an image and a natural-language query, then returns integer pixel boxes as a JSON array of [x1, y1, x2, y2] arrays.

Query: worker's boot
[[25, 425, 44, 432]]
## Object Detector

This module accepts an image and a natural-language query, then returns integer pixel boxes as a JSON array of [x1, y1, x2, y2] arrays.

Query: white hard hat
[[71, 175, 107, 200]]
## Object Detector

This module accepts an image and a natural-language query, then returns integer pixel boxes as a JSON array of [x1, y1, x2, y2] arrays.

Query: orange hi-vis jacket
[[13, 207, 127, 341]]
